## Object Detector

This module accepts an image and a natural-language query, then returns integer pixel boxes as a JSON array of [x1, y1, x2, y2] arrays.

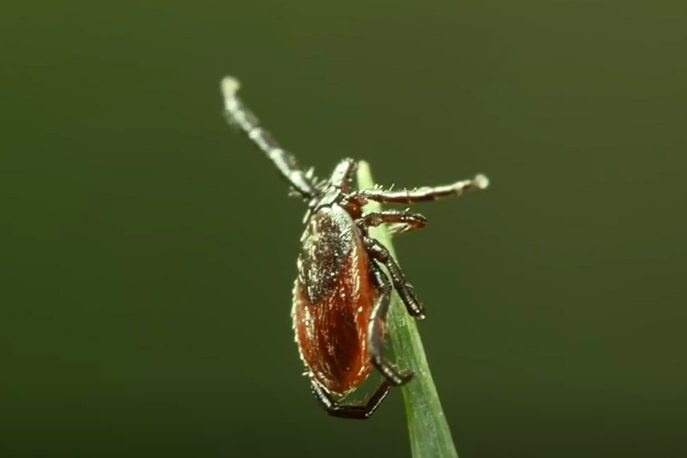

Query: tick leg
[[355, 174, 489, 204], [365, 237, 425, 319], [357, 209, 427, 236], [369, 262, 415, 386], [329, 158, 357, 191], [310, 376, 393, 420], [220, 77, 317, 199]]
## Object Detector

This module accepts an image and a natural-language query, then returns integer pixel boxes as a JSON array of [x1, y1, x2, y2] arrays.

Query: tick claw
[[397, 370, 414, 386]]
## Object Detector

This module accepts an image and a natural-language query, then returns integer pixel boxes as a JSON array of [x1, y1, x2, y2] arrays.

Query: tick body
[[293, 205, 376, 396], [221, 76, 489, 419]]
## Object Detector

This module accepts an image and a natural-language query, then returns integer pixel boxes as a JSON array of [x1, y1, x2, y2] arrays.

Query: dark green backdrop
[[1, 1, 685, 457]]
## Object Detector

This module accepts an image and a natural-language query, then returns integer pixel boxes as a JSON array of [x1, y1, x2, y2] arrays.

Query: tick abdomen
[[292, 205, 378, 395]]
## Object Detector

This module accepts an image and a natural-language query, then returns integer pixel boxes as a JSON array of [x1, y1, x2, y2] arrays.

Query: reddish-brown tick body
[[221, 75, 489, 419], [292, 205, 377, 396]]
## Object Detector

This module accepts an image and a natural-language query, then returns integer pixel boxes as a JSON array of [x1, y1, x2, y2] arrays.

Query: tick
[[220, 76, 489, 419]]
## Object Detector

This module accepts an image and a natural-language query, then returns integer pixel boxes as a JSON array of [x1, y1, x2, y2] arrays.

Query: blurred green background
[[1, 1, 686, 457]]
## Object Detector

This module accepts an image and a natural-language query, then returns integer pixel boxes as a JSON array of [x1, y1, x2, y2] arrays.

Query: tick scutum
[[292, 205, 376, 396]]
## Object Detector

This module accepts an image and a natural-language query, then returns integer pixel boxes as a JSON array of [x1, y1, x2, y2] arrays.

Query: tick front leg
[[220, 77, 317, 199], [357, 209, 427, 236], [309, 375, 393, 420], [355, 174, 489, 204], [365, 237, 425, 319], [368, 262, 415, 386]]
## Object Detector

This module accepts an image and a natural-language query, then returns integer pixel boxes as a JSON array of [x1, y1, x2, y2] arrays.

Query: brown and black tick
[[220, 76, 489, 419]]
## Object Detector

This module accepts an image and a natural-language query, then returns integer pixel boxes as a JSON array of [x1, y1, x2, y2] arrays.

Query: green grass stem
[[357, 161, 459, 458]]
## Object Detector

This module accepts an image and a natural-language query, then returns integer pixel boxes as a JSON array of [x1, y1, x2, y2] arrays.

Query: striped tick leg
[[357, 209, 427, 237], [220, 76, 317, 199], [309, 375, 393, 420], [364, 236, 425, 319], [367, 261, 414, 386], [355, 174, 489, 204]]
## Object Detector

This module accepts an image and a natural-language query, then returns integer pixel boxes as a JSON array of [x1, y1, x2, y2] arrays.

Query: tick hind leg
[[368, 262, 415, 386], [310, 376, 393, 420], [365, 237, 425, 319]]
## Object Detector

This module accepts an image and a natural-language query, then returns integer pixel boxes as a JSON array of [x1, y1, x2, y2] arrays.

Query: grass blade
[[357, 161, 459, 458]]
